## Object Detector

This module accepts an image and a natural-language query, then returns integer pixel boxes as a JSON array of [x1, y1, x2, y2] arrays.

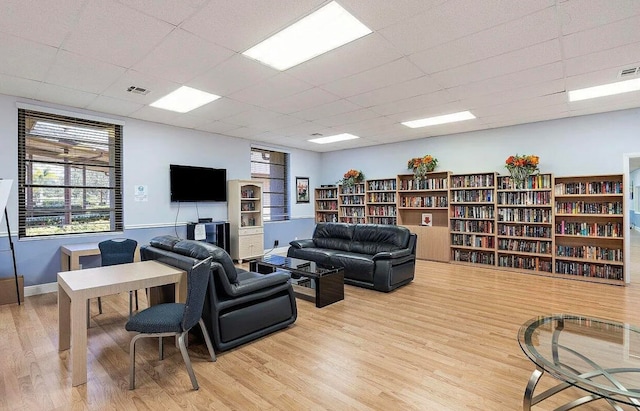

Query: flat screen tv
[[170, 164, 227, 202]]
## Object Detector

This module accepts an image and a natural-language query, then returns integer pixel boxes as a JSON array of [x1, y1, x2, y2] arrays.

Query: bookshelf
[[338, 183, 366, 224], [496, 173, 554, 274], [397, 171, 450, 262], [315, 186, 339, 223], [449, 172, 497, 266], [228, 180, 264, 263], [553, 174, 625, 284], [366, 178, 397, 225]]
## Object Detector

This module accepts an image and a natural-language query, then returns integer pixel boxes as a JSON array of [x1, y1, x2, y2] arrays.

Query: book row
[[450, 189, 494, 203], [554, 181, 623, 195], [451, 234, 495, 248], [497, 208, 552, 223], [497, 174, 553, 190], [340, 196, 365, 205], [368, 192, 396, 203], [555, 221, 623, 237], [497, 224, 552, 238], [316, 201, 337, 211], [498, 239, 552, 254], [554, 261, 623, 280], [497, 191, 551, 205], [451, 220, 494, 233], [400, 195, 448, 208], [555, 201, 623, 215], [451, 205, 495, 219], [556, 245, 623, 262], [450, 174, 495, 188], [340, 208, 365, 217], [497, 255, 553, 272], [398, 178, 448, 191], [368, 216, 397, 225], [451, 250, 495, 265], [367, 206, 397, 217], [340, 185, 365, 194], [368, 180, 396, 191]]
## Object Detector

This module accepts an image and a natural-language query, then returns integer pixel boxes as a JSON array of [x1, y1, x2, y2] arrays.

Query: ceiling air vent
[[619, 66, 639, 79], [126, 85, 150, 95]]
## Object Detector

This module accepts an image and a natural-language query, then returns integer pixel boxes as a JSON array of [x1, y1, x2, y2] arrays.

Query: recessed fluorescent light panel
[[568, 78, 640, 102], [402, 111, 476, 128], [308, 133, 360, 144], [150, 86, 220, 113], [242, 1, 372, 70]]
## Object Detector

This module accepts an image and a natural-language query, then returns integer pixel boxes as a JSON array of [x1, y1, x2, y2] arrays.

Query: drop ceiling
[[1, 0, 639, 153]]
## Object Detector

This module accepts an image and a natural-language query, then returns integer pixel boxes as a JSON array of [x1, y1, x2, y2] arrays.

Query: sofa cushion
[[329, 252, 374, 283], [173, 240, 238, 284], [288, 247, 335, 266], [149, 235, 181, 251], [312, 223, 353, 252], [350, 224, 410, 254]]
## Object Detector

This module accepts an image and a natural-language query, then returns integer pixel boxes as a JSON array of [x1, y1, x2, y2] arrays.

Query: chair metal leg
[[159, 336, 164, 360], [129, 334, 140, 390], [86, 300, 90, 327], [178, 331, 199, 390], [129, 291, 133, 319], [97, 297, 102, 314], [199, 319, 216, 362], [134, 290, 139, 311]]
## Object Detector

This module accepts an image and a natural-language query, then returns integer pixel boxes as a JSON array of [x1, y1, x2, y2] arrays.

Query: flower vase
[[509, 167, 530, 189], [413, 163, 435, 180]]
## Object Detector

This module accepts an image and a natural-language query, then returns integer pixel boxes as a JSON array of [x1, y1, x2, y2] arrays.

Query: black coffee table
[[250, 255, 344, 308]]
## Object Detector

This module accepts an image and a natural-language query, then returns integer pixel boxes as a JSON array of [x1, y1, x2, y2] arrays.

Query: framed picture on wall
[[296, 177, 310, 203]]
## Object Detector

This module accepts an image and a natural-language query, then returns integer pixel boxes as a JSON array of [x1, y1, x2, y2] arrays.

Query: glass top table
[[518, 314, 640, 410]]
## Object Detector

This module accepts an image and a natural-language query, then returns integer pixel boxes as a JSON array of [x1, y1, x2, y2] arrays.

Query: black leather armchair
[[141, 236, 297, 352]]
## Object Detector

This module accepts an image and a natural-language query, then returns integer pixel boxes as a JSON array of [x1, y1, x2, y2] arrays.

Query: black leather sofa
[[141, 236, 297, 351], [287, 223, 417, 292]]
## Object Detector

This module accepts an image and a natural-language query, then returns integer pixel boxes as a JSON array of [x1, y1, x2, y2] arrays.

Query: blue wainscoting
[[264, 218, 315, 250]]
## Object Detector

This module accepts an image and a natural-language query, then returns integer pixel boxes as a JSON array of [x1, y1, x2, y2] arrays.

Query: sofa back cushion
[[350, 224, 411, 255], [149, 235, 181, 251], [173, 240, 238, 284], [312, 223, 353, 251]]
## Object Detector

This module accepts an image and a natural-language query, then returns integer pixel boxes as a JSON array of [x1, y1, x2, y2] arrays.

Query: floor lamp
[[0, 179, 20, 305]]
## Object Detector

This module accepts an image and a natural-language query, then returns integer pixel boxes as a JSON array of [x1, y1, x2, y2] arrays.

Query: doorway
[[624, 153, 640, 283]]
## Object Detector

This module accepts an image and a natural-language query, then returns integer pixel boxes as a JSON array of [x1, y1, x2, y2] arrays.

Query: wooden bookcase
[[397, 172, 450, 262], [449, 172, 497, 266], [365, 178, 397, 225], [553, 174, 625, 284], [315, 186, 338, 223], [338, 183, 366, 224], [228, 179, 264, 263], [496, 173, 554, 274]]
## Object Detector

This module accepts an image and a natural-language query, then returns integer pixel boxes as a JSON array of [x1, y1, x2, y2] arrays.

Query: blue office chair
[[126, 256, 216, 390], [97, 239, 138, 319]]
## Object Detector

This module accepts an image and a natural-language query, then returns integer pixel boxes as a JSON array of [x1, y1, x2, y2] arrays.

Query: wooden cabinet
[[338, 183, 366, 224], [449, 172, 497, 266], [553, 174, 625, 284], [315, 186, 338, 223], [496, 173, 554, 274], [366, 178, 397, 225], [397, 172, 450, 262], [228, 180, 264, 262]]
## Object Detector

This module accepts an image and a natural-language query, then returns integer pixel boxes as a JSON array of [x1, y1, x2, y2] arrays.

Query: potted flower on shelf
[[505, 154, 540, 189], [339, 169, 365, 187], [407, 155, 438, 179]]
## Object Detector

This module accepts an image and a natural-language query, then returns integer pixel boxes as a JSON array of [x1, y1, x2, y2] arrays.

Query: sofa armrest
[[373, 248, 412, 260], [289, 239, 315, 249], [228, 270, 291, 297]]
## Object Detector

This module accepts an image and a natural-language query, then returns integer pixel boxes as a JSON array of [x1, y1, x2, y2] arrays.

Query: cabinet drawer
[[240, 227, 263, 236], [238, 233, 264, 259]]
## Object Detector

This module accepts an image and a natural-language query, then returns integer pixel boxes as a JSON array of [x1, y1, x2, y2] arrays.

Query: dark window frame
[[250, 147, 289, 222]]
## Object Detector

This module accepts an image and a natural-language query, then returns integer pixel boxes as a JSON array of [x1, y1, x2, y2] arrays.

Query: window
[[251, 148, 289, 221], [17, 109, 123, 237]]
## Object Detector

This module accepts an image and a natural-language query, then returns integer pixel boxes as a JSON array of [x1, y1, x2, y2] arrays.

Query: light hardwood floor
[[1, 256, 640, 410]]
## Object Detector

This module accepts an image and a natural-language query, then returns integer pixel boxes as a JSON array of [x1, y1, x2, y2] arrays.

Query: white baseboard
[[25, 282, 57, 296]]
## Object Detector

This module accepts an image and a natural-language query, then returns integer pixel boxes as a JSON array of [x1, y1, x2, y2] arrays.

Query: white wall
[[318, 108, 640, 185]]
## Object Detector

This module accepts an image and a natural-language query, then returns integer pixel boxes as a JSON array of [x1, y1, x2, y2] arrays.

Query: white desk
[[57, 260, 186, 386], [60, 242, 141, 272]]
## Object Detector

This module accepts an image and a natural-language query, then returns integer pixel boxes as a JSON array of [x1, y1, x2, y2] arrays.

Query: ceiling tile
[[409, 7, 558, 74], [45, 50, 127, 94], [370, 90, 455, 116], [291, 99, 362, 121], [196, 120, 243, 135], [321, 58, 424, 98], [35, 83, 98, 108], [312, 108, 380, 128], [562, 15, 640, 59], [62, 0, 174, 68], [129, 105, 179, 124], [564, 42, 640, 77], [379, 0, 552, 55], [473, 94, 568, 118], [101, 70, 180, 105], [559, 0, 640, 35], [261, 88, 340, 114], [386, 101, 469, 123], [116, 0, 208, 26], [564, 67, 630, 90], [223, 107, 283, 127], [460, 79, 566, 110], [339, 0, 447, 30], [430, 40, 562, 88], [0, 0, 84, 47], [286, 33, 403, 86], [131, 29, 235, 84], [0, 74, 41, 99], [188, 98, 253, 121], [228, 73, 313, 106], [0, 33, 58, 82], [189, 54, 277, 97], [346, 75, 443, 108], [85, 95, 144, 117], [181, 0, 325, 52]]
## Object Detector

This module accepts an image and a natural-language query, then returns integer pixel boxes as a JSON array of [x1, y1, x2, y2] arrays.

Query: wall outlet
[[273, 240, 279, 247]]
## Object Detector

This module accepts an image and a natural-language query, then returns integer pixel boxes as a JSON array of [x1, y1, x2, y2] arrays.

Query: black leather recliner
[[141, 236, 297, 351], [287, 223, 417, 292]]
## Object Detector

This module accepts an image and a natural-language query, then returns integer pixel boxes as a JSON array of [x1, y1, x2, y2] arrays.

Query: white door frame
[[623, 152, 640, 284]]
